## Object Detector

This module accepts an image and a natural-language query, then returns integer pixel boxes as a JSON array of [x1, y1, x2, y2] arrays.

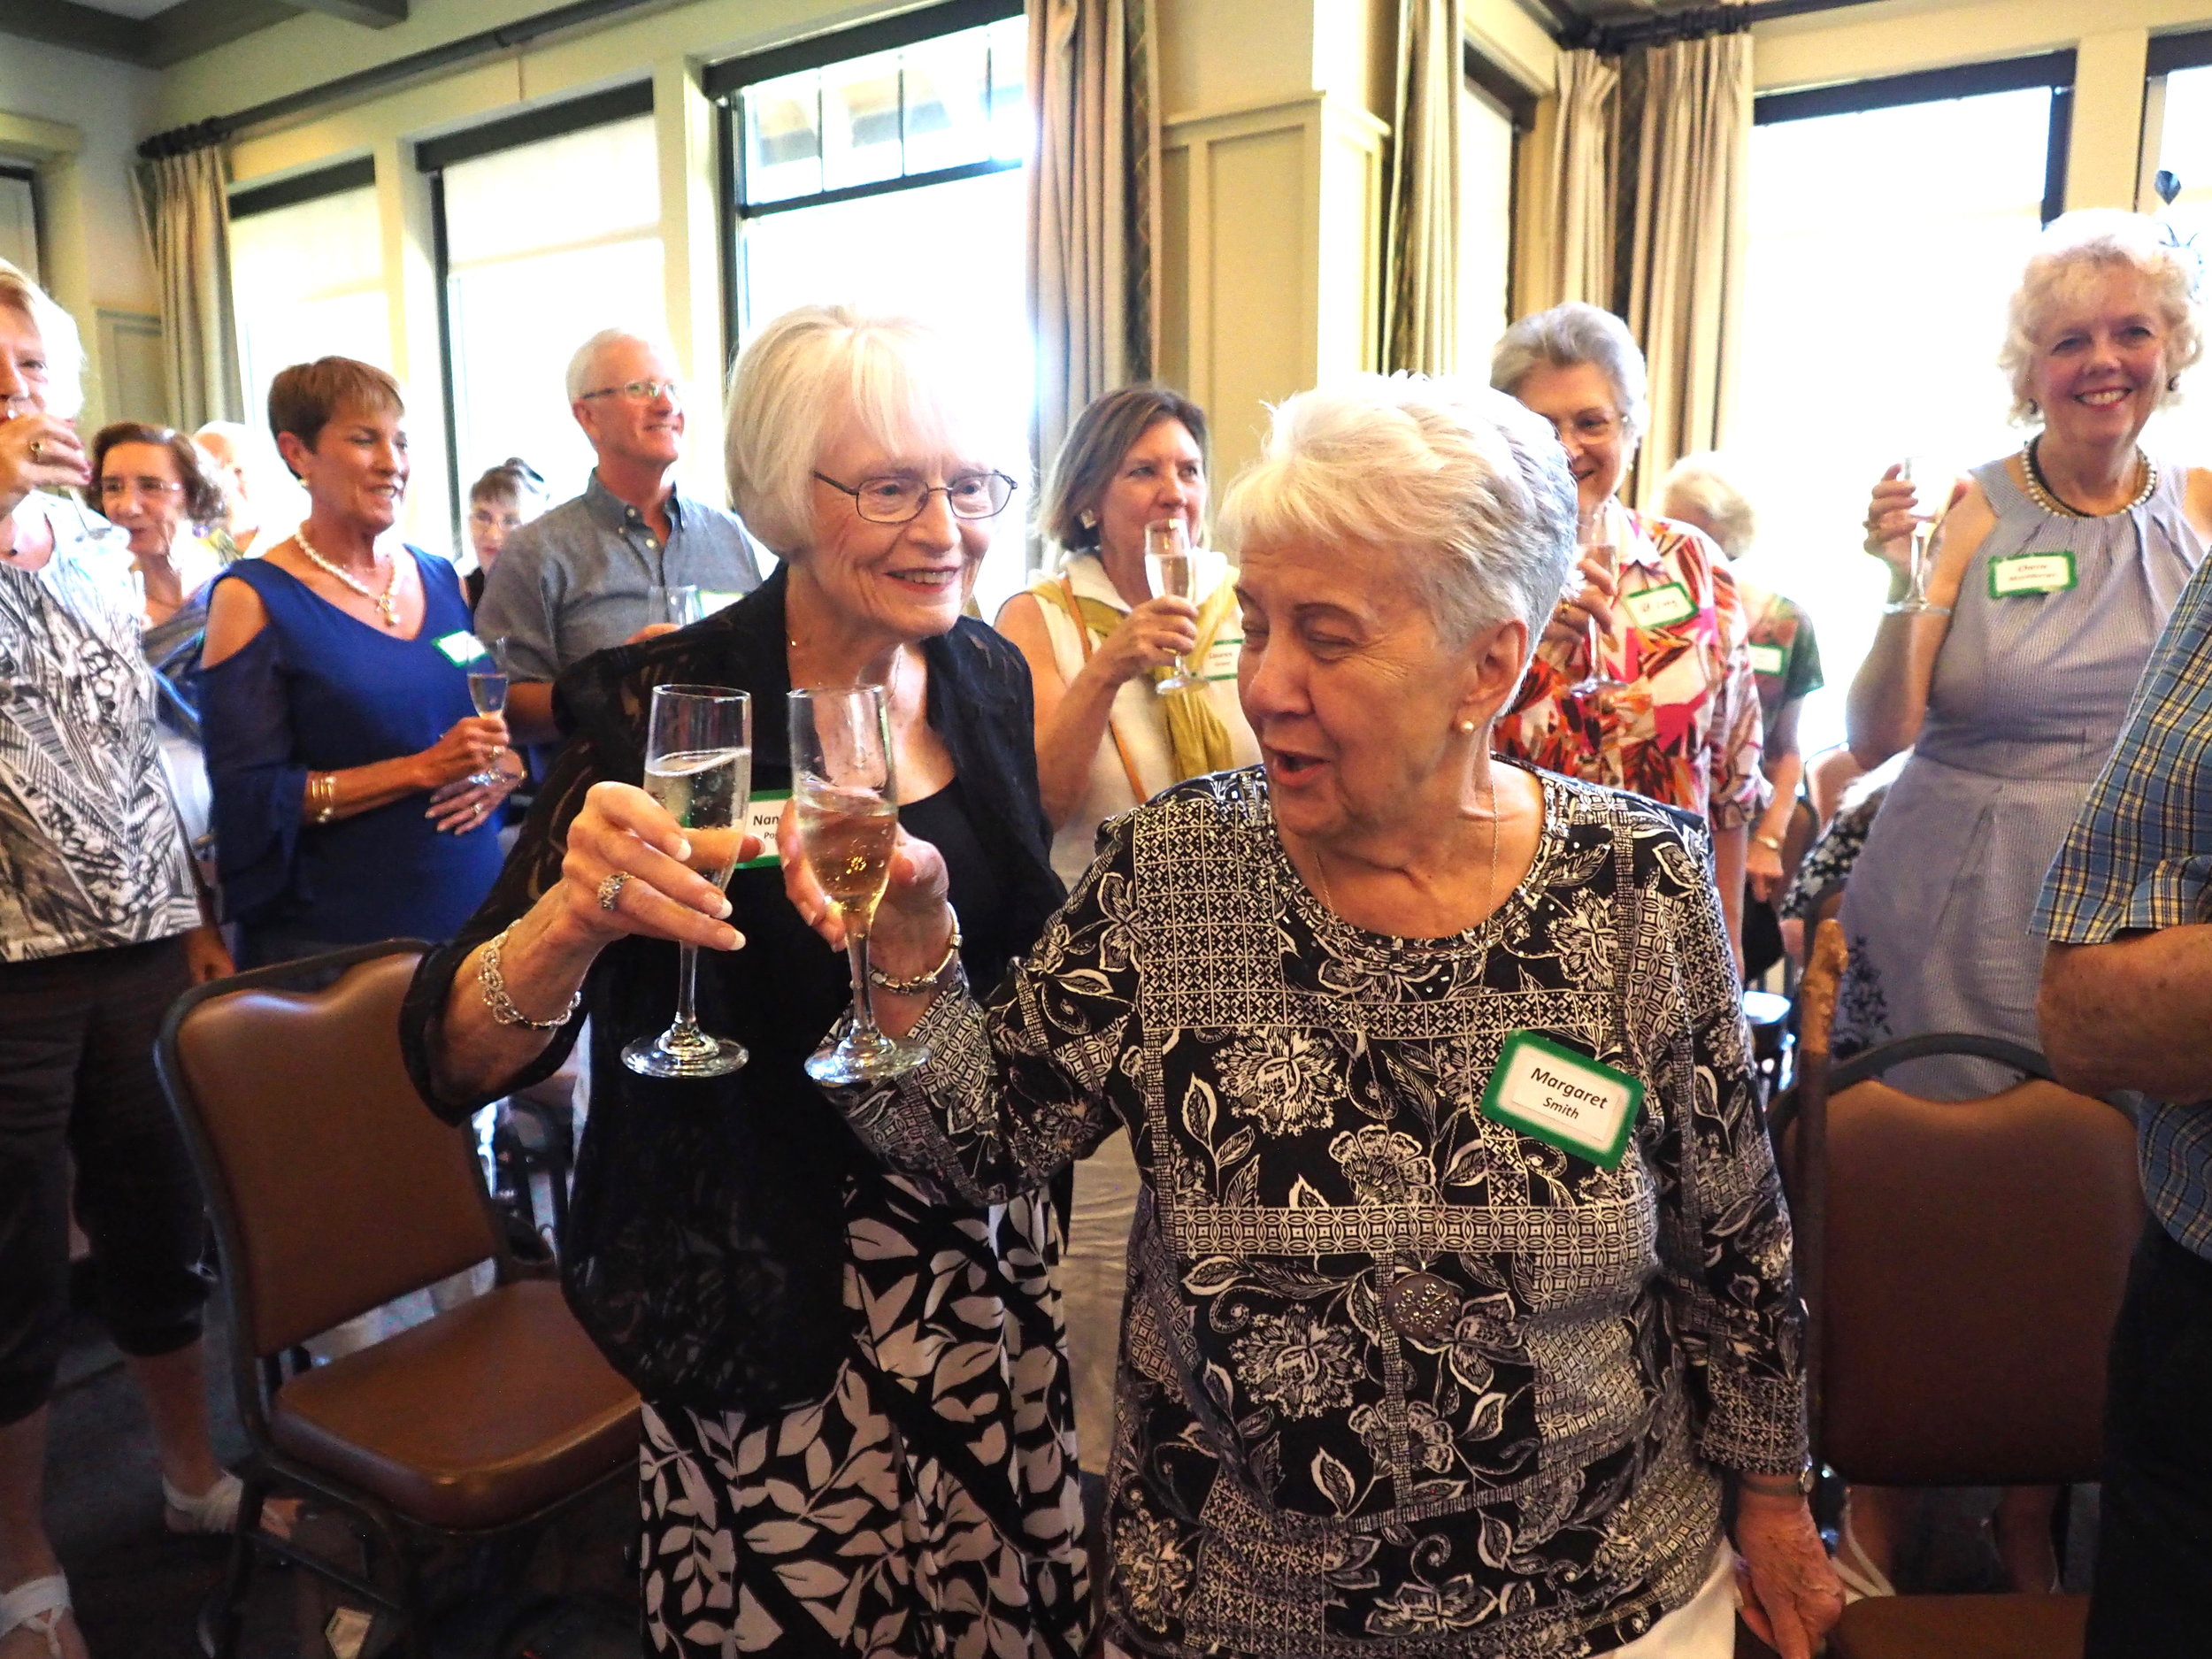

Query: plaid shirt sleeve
[[2036, 553, 2212, 944]]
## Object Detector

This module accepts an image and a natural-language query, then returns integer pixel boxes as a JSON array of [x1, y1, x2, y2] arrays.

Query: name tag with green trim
[[434, 630, 488, 664], [1748, 642, 1787, 677], [1202, 634, 1243, 681], [1479, 1032, 1644, 1170], [1622, 581, 1697, 632], [734, 790, 788, 869], [1988, 551, 2077, 598]]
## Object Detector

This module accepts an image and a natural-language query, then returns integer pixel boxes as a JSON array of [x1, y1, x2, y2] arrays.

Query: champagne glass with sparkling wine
[[1886, 456, 1949, 616], [1569, 503, 1626, 698], [791, 685, 928, 1084], [465, 636, 510, 790], [622, 684, 753, 1079], [1144, 518, 1201, 694]]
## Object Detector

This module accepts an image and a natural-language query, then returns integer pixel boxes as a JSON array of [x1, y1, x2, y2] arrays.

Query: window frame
[[228, 157, 376, 222], [1462, 41, 1535, 350], [0, 163, 42, 284]]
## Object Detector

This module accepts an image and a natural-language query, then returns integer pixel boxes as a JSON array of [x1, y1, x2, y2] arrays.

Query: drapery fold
[[1026, 0, 1157, 526], [132, 143, 243, 431], [1525, 48, 1621, 315], [1382, 0, 1463, 373]]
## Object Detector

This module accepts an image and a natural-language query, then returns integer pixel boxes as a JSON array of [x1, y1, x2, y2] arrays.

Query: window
[[1734, 61, 2070, 756], [2143, 41, 2212, 464], [0, 166, 38, 282], [1459, 50, 1532, 365], [430, 95, 665, 522], [716, 1, 1029, 612], [229, 167, 392, 448]]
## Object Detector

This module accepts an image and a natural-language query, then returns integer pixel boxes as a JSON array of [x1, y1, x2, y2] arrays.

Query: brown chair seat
[[270, 1279, 636, 1531], [1830, 1592, 2089, 1659]]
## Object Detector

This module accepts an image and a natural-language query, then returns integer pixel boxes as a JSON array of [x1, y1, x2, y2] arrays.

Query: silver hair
[[1488, 301, 1649, 447], [2000, 210, 2203, 426], [0, 258, 85, 420], [723, 303, 1014, 558], [1218, 373, 1578, 657], [1656, 451, 1756, 559], [564, 326, 675, 404]]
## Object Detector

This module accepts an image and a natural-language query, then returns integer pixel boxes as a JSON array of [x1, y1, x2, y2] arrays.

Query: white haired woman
[[784, 374, 1840, 1658], [399, 305, 1086, 1658], [1490, 304, 1765, 960], [1834, 212, 2212, 1599]]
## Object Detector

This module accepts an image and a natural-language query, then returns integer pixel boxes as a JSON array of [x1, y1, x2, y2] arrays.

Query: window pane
[[902, 31, 990, 174], [1459, 83, 1516, 362], [442, 114, 659, 265], [230, 185, 393, 437], [822, 50, 904, 191], [2148, 65, 2212, 465], [745, 69, 824, 206], [988, 17, 1029, 161], [1735, 87, 2053, 756]]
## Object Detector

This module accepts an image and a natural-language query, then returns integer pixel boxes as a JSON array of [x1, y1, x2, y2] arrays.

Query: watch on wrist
[[1737, 1463, 1816, 1498]]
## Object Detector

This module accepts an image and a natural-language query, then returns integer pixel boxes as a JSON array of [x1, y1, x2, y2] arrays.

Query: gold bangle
[[308, 772, 337, 825], [1753, 832, 1784, 852]]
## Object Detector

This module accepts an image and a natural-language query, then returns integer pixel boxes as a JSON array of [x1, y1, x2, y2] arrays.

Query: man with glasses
[[478, 328, 761, 744]]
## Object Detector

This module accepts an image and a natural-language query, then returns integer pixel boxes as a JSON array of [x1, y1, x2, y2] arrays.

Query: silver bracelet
[[865, 910, 963, 996], [478, 924, 582, 1030]]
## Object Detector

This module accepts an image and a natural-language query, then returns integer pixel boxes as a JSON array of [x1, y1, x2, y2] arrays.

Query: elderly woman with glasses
[[782, 375, 1839, 1659], [400, 305, 1086, 1659], [1490, 304, 1765, 958]]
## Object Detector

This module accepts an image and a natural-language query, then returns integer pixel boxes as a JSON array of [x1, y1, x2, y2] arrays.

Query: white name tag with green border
[[1748, 642, 1787, 677], [434, 630, 489, 665], [1988, 551, 2077, 599], [1479, 1032, 1644, 1170], [733, 790, 788, 870], [1202, 634, 1243, 681], [1622, 581, 1698, 632]]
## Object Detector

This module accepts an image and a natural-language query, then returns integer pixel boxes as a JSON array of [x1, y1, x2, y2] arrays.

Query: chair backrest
[[160, 948, 503, 1356], [1820, 1074, 2141, 1486]]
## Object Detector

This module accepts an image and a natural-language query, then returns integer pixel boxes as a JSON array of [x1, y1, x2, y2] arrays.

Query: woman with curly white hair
[[784, 373, 1840, 1658], [1836, 212, 2212, 1598]]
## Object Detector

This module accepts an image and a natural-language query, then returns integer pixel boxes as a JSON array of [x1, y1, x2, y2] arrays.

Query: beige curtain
[[1622, 27, 1752, 500], [1026, 0, 1157, 527], [1382, 0, 1463, 373], [133, 143, 242, 430], [1515, 49, 1619, 319]]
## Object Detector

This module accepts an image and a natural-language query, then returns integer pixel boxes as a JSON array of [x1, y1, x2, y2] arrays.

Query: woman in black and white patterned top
[[787, 377, 1840, 1659]]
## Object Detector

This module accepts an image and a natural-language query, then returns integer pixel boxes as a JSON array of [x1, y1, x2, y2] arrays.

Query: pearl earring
[[2171, 376, 2182, 393], [1457, 718, 1478, 734]]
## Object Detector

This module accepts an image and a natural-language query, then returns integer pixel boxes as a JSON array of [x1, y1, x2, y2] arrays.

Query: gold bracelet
[[1753, 832, 1784, 852], [477, 924, 582, 1030], [308, 772, 336, 825]]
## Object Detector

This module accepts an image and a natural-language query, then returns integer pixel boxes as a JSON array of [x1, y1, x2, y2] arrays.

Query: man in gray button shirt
[[479, 327, 763, 743]]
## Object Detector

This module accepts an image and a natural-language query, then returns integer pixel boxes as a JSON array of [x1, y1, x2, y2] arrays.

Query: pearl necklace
[[295, 522, 402, 627], [2019, 437, 2157, 519]]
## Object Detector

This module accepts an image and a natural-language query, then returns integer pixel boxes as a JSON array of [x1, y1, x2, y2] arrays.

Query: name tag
[[434, 630, 488, 664], [1748, 642, 1787, 677], [1622, 581, 1698, 632], [1988, 551, 2077, 599], [700, 590, 745, 615], [734, 790, 788, 870], [1479, 1032, 1644, 1170], [1202, 634, 1243, 681]]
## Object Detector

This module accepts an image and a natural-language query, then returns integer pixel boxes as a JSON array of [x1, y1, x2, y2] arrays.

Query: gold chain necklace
[[295, 523, 402, 628], [2019, 437, 2157, 519]]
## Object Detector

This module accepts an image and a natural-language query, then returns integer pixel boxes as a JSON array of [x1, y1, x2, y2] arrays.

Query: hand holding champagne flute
[[1569, 502, 1625, 697], [1144, 518, 1202, 693], [1886, 456, 1954, 616]]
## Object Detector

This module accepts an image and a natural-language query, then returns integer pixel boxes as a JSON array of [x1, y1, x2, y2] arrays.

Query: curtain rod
[[1563, 0, 1878, 55], [137, 0, 670, 158]]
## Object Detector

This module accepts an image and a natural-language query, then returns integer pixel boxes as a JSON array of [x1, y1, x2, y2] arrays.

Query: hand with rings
[[553, 780, 757, 953], [426, 753, 522, 834]]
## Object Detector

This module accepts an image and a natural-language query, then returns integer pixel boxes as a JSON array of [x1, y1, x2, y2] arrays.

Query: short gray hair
[[565, 326, 672, 403], [1489, 301, 1648, 447], [1656, 451, 1756, 559], [1218, 373, 1576, 655], [2000, 210, 2203, 425], [0, 258, 84, 420], [724, 303, 1014, 558]]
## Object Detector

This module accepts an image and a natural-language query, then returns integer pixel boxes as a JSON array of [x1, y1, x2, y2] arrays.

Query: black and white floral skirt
[[637, 1176, 1088, 1657]]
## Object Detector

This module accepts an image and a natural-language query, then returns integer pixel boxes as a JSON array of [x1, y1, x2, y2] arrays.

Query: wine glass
[[648, 583, 704, 628], [1144, 518, 1201, 694], [1568, 502, 1626, 698], [465, 636, 510, 790], [621, 684, 754, 1079], [1886, 456, 1950, 616], [790, 685, 928, 1084]]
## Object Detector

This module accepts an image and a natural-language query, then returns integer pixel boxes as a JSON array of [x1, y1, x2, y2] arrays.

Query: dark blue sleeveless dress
[[200, 549, 505, 961]]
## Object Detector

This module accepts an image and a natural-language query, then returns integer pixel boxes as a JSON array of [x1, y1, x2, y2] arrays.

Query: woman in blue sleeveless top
[[200, 358, 517, 967]]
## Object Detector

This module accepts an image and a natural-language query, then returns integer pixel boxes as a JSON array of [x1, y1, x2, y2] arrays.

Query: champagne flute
[[1144, 518, 1201, 694], [622, 684, 753, 1079], [1569, 502, 1626, 698], [465, 636, 511, 790], [648, 583, 705, 628], [1884, 456, 1953, 616], [791, 685, 928, 1084]]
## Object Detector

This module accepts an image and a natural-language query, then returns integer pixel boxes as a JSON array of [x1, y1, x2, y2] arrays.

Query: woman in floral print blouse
[[784, 376, 1839, 1659], [1488, 305, 1766, 961]]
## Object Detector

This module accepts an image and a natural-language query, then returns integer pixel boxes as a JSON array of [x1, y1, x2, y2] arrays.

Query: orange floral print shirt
[[1495, 507, 1769, 830]]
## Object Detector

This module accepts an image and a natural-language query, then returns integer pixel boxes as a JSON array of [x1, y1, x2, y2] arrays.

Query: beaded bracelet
[[865, 910, 964, 996], [478, 924, 582, 1030]]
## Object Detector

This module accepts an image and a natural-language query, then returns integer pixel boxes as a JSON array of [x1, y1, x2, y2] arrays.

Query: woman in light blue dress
[[1837, 211, 2212, 1598]]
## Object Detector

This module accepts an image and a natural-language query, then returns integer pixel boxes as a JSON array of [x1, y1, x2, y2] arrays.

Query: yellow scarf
[[1033, 572, 1239, 793]]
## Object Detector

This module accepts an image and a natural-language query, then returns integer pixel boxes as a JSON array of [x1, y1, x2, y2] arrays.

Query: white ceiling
[[70, 0, 191, 16]]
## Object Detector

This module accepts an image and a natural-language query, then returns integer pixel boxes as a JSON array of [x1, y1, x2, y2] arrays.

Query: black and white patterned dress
[[828, 766, 1809, 1658]]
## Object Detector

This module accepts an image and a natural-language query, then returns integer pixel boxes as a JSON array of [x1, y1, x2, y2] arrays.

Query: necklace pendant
[[1381, 1270, 1459, 1344]]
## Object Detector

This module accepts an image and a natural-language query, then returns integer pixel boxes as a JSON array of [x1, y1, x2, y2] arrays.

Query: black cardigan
[[400, 566, 1065, 1412]]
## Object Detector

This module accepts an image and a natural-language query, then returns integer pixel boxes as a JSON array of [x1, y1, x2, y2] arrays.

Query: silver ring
[[596, 872, 629, 911]]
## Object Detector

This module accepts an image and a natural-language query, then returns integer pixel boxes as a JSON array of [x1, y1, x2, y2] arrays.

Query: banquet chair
[[1785, 921, 2137, 1659], [155, 941, 639, 1658]]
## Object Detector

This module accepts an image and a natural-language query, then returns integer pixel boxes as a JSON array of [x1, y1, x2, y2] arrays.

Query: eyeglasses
[[1546, 410, 1623, 444], [98, 476, 184, 499], [812, 470, 1018, 525], [580, 379, 681, 403]]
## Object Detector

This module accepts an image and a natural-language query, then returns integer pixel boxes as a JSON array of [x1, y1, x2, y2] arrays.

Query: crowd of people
[[4, 200, 2211, 1659]]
